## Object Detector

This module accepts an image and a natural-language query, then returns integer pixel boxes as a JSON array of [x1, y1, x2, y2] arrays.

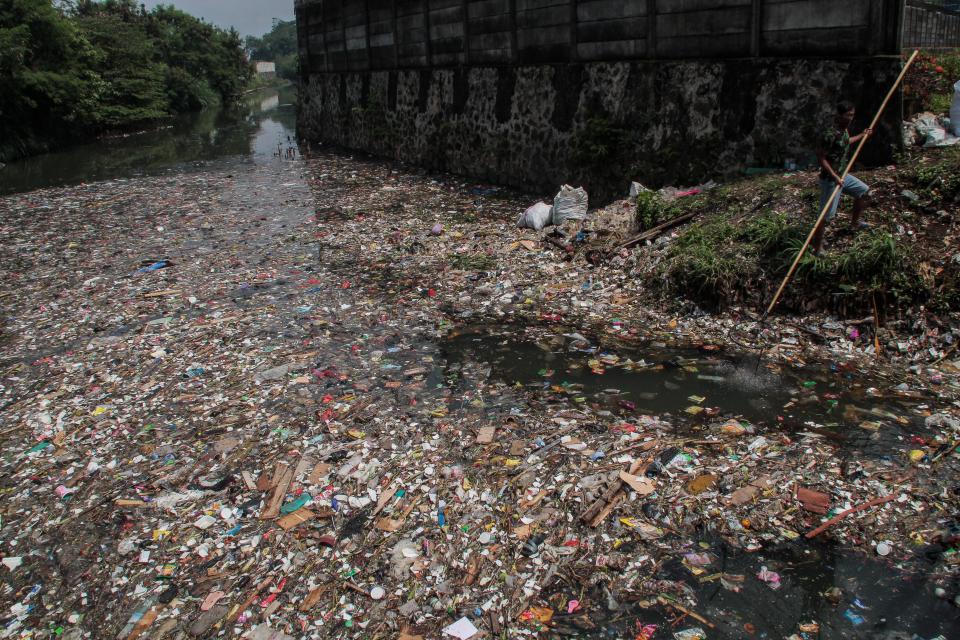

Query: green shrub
[[904, 50, 960, 114], [742, 211, 803, 256], [660, 209, 926, 310], [663, 220, 757, 304], [835, 231, 923, 299], [929, 93, 952, 114], [635, 190, 681, 232], [911, 147, 960, 200]]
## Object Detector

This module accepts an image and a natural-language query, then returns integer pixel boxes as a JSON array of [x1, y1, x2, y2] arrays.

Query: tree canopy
[[0, 0, 252, 162], [245, 18, 297, 81]]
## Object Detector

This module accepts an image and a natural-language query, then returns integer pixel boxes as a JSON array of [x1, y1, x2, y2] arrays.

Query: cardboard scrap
[[686, 474, 718, 495], [796, 487, 831, 514], [277, 507, 317, 531], [308, 462, 331, 485], [476, 426, 496, 444], [726, 474, 774, 506], [619, 471, 656, 495], [727, 485, 759, 506], [375, 498, 419, 532], [442, 616, 479, 639]]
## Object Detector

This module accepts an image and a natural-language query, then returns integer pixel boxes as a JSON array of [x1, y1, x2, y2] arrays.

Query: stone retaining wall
[[298, 57, 902, 199]]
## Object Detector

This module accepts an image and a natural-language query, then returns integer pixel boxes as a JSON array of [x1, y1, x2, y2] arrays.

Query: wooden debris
[[372, 480, 400, 517], [581, 459, 646, 527], [796, 487, 831, 515], [115, 499, 149, 508], [298, 585, 330, 612], [618, 212, 698, 249], [260, 463, 294, 520], [805, 494, 899, 539], [463, 554, 482, 586], [143, 289, 181, 298], [656, 595, 715, 628]]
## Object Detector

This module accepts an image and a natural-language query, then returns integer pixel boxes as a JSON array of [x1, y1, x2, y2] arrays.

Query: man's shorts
[[819, 174, 870, 221]]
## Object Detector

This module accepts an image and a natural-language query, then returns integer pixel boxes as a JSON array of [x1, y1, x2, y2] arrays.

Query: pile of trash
[[903, 112, 960, 148], [903, 77, 960, 147], [0, 145, 958, 640]]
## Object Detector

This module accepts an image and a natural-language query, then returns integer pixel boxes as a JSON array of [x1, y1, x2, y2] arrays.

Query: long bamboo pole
[[762, 50, 920, 319]]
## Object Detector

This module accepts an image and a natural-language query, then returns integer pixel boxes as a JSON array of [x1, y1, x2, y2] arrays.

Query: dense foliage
[[0, 0, 251, 162], [245, 19, 297, 82], [903, 50, 960, 116]]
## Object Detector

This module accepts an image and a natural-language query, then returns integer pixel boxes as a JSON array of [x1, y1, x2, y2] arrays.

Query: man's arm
[[817, 149, 844, 187], [849, 128, 873, 144]]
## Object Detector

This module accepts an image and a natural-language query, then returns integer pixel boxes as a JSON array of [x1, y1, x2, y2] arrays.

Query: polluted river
[[0, 86, 957, 639]]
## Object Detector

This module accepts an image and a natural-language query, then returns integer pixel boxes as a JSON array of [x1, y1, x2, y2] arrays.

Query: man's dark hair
[[837, 100, 856, 114]]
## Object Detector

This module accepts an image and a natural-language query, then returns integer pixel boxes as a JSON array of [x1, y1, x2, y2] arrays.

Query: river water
[[0, 85, 298, 196], [0, 84, 957, 639]]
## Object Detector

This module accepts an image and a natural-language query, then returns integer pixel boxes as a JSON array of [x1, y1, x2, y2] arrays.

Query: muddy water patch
[[438, 325, 942, 456]]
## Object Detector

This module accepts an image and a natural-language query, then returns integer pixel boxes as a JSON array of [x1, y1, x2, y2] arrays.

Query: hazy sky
[[146, 0, 294, 37]]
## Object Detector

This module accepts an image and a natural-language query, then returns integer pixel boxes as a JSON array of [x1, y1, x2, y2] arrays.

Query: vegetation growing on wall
[[903, 49, 960, 116], [570, 117, 637, 204], [0, 0, 251, 162]]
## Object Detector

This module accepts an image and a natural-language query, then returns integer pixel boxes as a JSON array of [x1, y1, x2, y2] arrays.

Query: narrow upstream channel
[[0, 85, 299, 195]]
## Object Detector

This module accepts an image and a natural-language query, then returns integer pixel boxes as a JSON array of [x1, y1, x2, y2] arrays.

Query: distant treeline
[[246, 19, 297, 82], [0, 0, 251, 162]]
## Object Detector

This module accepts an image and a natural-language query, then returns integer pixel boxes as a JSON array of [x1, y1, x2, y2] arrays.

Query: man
[[812, 101, 873, 254]]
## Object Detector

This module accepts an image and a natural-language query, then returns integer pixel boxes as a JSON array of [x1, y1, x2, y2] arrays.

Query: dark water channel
[[441, 326, 942, 456], [0, 85, 298, 195]]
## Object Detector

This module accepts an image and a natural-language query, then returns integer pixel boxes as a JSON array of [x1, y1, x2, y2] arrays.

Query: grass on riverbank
[[648, 146, 960, 316]]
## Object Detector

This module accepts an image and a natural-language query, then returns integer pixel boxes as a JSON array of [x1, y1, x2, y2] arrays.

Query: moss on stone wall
[[298, 59, 903, 205]]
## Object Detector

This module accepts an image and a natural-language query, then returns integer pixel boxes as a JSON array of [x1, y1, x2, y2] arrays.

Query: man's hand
[[863, 127, 873, 139], [834, 175, 844, 188]]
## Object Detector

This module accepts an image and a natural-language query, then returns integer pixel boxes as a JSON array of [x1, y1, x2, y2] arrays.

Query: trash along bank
[[1, 139, 959, 640]]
